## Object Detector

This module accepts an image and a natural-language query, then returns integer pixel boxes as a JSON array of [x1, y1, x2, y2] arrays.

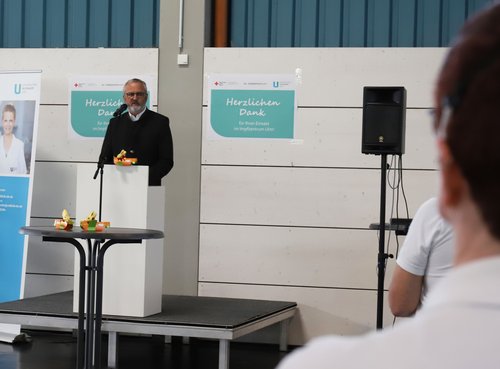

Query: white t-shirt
[[396, 197, 454, 304], [277, 256, 500, 369]]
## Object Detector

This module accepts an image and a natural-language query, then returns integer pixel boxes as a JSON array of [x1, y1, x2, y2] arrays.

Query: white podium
[[74, 163, 164, 317]]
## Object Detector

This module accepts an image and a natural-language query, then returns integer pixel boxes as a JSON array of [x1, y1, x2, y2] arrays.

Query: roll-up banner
[[0, 71, 41, 341]]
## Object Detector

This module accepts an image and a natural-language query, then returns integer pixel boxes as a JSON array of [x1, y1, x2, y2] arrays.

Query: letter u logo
[[272, 81, 279, 88], [14, 84, 21, 94]]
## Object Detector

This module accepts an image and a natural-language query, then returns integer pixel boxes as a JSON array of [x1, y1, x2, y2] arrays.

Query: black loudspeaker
[[362, 86, 406, 155]]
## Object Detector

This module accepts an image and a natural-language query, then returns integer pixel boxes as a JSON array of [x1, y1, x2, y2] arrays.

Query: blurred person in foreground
[[277, 3, 500, 368]]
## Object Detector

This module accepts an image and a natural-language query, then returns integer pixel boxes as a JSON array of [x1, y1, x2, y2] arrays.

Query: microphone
[[113, 103, 128, 117], [93, 156, 106, 180]]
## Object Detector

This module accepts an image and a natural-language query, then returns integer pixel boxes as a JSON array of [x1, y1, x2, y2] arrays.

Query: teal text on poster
[[210, 90, 295, 138], [0, 177, 29, 302], [71, 91, 124, 137]]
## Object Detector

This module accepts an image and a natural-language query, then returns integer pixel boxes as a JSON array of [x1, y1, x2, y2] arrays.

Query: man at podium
[[99, 78, 174, 186]]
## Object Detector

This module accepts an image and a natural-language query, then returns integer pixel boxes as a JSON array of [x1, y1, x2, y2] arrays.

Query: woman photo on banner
[[0, 102, 29, 175]]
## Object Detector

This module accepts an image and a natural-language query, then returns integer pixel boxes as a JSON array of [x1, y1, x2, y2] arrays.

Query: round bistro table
[[19, 226, 164, 369]]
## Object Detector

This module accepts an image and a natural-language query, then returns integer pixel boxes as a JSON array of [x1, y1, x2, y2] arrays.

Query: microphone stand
[[93, 104, 125, 221], [93, 161, 104, 222]]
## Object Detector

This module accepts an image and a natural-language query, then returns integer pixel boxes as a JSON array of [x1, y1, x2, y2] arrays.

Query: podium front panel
[[74, 163, 164, 317]]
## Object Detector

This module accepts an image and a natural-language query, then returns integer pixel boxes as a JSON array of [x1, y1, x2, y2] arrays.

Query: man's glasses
[[125, 92, 147, 98]]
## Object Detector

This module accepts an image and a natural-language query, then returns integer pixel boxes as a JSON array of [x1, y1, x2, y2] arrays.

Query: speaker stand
[[376, 153, 390, 329]]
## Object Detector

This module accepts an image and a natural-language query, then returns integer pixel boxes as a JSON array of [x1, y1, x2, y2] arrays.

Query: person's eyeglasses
[[428, 98, 453, 139], [125, 92, 147, 98]]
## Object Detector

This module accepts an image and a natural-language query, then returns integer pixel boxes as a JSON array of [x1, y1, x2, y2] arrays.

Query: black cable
[[385, 155, 400, 269], [386, 155, 410, 323], [398, 155, 410, 218], [387, 155, 401, 190]]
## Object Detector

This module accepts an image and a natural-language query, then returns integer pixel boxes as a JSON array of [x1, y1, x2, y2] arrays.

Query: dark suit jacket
[[99, 109, 174, 186]]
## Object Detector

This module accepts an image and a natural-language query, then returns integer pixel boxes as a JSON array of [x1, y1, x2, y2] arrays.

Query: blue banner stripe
[[0, 176, 29, 302]]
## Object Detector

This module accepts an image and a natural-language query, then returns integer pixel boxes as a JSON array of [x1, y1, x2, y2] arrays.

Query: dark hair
[[435, 3, 500, 239]]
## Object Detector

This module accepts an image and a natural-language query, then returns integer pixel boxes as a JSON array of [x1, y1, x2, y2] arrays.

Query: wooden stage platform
[[0, 291, 296, 369]]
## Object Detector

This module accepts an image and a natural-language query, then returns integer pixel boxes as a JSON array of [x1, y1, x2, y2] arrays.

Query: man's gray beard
[[128, 104, 145, 115]]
